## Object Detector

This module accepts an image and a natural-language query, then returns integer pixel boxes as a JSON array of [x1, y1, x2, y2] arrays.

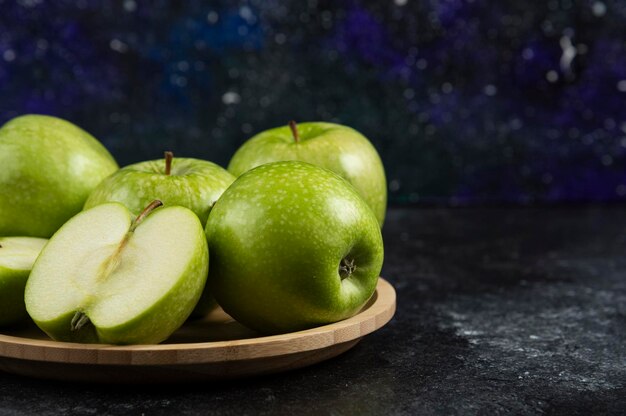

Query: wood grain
[[0, 278, 396, 383]]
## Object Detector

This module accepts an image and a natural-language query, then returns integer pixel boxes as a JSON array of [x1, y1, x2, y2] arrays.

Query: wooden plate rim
[[0, 278, 396, 366]]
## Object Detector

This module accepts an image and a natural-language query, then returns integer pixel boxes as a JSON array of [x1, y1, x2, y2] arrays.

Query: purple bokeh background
[[1, 0, 625, 205]]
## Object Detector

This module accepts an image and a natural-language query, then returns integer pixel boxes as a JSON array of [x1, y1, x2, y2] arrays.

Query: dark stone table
[[1, 208, 625, 415]]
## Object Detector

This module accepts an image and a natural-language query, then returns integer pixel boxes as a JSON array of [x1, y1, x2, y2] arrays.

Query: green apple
[[84, 152, 235, 226], [206, 161, 384, 334], [228, 121, 387, 225], [25, 201, 208, 344], [0, 237, 48, 326], [0, 114, 119, 237]]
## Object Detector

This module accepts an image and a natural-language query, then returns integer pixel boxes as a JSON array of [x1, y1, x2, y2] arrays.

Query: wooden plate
[[0, 278, 396, 383]]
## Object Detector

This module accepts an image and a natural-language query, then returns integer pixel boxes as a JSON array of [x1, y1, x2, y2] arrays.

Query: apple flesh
[[228, 121, 387, 225], [206, 161, 384, 334], [84, 152, 235, 226], [25, 201, 208, 344], [0, 237, 48, 326], [0, 115, 119, 237]]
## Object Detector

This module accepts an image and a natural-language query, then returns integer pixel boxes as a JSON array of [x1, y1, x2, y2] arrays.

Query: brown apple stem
[[164, 151, 173, 175], [289, 120, 299, 143], [70, 311, 90, 332], [130, 200, 163, 232]]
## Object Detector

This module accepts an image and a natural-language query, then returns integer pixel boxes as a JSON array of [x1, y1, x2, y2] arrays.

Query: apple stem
[[164, 151, 173, 175], [70, 311, 90, 332], [130, 200, 163, 232], [289, 120, 299, 143]]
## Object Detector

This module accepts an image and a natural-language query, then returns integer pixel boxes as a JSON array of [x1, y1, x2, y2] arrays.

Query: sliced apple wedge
[[25, 201, 209, 344], [0, 237, 48, 326]]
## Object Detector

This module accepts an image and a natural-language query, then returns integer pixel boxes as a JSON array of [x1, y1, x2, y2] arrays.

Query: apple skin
[[84, 157, 235, 226], [206, 161, 384, 334], [228, 122, 387, 225], [0, 115, 119, 238], [25, 203, 209, 345], [0, 237, 48, 326]]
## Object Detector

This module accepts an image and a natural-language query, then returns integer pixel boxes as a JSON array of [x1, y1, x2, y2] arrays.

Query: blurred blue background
[[1, 0, 625, 205]]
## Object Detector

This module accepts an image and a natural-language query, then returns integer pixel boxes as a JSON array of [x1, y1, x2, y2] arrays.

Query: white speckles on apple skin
[[228, 122, 387, 225], [0, 115, 119, 237], [206, 161, 384, 334], [84, 157, 235, 226]]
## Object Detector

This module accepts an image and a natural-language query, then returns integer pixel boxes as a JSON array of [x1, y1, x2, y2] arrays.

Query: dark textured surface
[[2, 1, 626, 203], [1, 207, 625, 415]]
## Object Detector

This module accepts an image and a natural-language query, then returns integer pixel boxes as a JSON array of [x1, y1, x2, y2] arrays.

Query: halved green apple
[[25, 201, 208, 344], [0, 237, 48, 326]]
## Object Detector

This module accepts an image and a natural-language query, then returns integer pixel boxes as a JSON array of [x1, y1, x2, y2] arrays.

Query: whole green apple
[[0, 114, 119, 237], [0, 237, 48, 326], [25, 201, 209, 344], [228, 121, 387, 225], [84, 152, 235, 226], [206, 161, 384, 334]]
